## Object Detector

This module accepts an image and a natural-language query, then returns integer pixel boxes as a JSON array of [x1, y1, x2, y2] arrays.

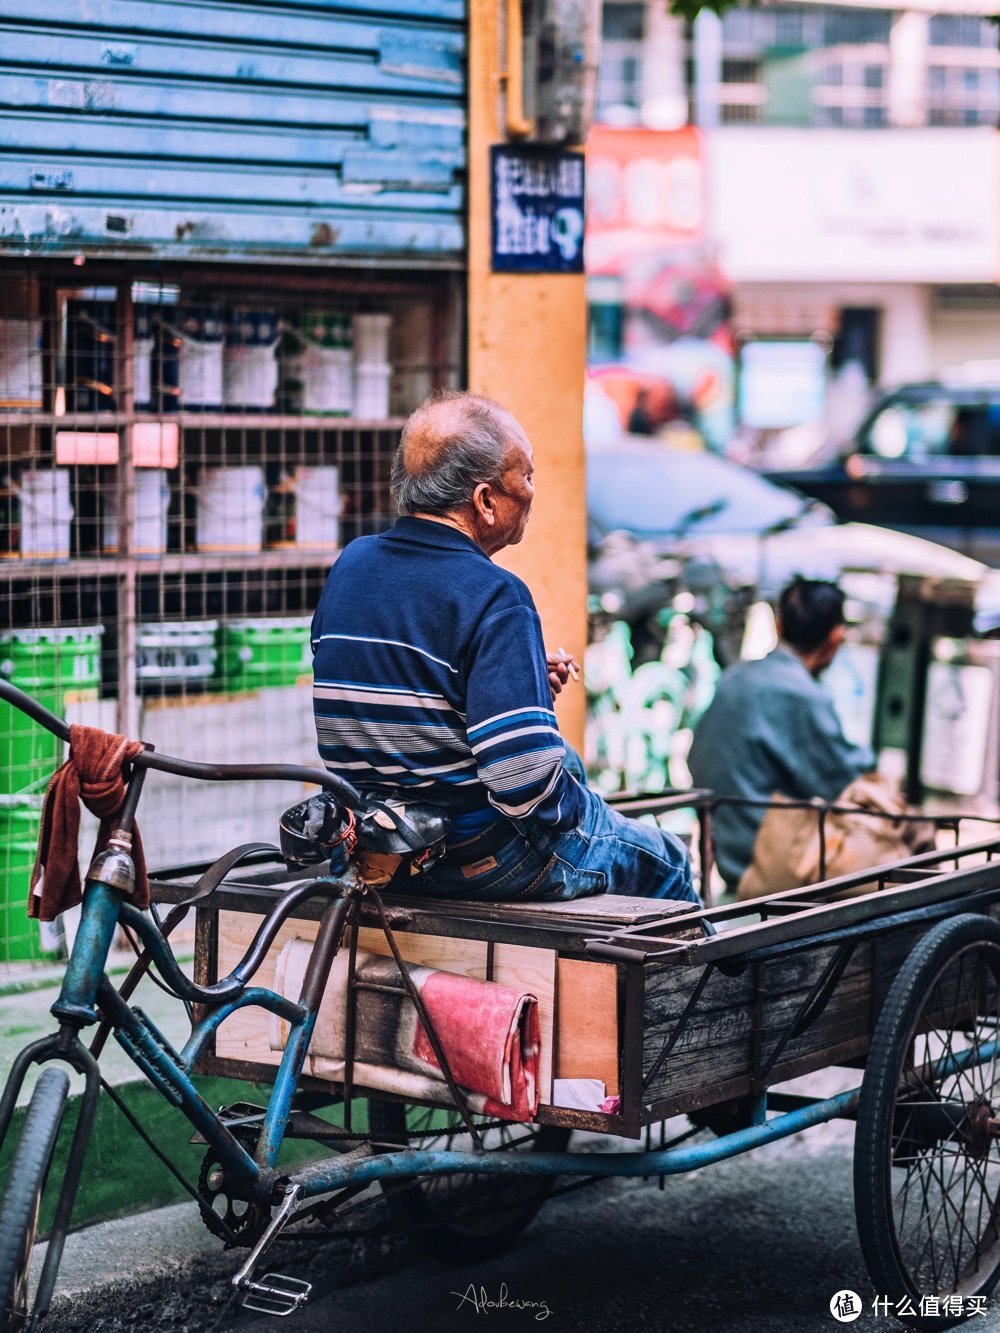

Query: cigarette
[[558, 647, 580, 683]]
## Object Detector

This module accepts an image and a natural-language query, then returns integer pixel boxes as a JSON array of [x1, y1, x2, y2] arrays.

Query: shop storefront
[[0, 0, 467, 957], [706, 126, 1000, 461]]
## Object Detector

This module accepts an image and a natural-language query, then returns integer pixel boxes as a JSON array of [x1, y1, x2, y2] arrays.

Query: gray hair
[[390, 391, 518, 516]]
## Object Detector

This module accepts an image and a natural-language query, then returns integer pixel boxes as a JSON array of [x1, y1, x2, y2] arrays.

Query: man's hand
[[547, 647, 581, 698]]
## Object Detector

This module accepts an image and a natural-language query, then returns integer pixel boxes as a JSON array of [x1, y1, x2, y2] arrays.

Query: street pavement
[[38, 1103, 1000, 1333]]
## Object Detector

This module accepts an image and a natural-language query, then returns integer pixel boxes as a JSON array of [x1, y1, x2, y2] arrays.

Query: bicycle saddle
[[279, 791, 451, 871], [355, 795, 451, 856]]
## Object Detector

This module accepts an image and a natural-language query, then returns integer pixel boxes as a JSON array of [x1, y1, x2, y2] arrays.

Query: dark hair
[[390, 391, 516, 516], [777, 577, 846, 653]]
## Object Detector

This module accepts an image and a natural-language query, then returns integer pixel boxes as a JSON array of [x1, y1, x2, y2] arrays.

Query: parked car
[[587, 438, 833, 668], [587, 435, 825, 549], [762, 377, 1000, 565]]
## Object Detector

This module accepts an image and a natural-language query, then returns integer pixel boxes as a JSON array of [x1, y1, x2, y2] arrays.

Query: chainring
[[197, 1139, 271, 1247]]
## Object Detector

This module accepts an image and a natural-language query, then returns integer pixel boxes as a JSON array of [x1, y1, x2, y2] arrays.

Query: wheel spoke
[[874, 935, 1000, 1302], [369, 1099, 569, 1261]]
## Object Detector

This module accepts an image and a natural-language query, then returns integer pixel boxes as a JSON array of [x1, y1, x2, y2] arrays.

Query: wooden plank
[[215, 911, 312, 1068], [555, 959, 618, 1096], [214, 911, 492, 1064], [492, 943, 556, 1106], [440, 894, 686, 925], [353, 925, 488, 978], [169, 877, 681, 956]]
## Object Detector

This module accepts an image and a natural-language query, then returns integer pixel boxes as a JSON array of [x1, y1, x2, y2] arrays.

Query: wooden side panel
[[555, 958, 619, 1096], [355, 925, 489, 979], [215, 912, 316, 1069], [212, 911, 557, 1103], [638, 926, 925, 1120]]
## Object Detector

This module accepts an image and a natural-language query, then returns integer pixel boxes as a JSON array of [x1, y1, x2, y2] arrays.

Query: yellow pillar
[[466, 0, 590, 748]]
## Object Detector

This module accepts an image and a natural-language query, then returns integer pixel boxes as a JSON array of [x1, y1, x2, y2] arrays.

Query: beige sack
[[737, 775, 936, 900]]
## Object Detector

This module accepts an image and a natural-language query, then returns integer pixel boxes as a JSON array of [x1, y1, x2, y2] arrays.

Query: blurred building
[[592, 0, 1000, 455]]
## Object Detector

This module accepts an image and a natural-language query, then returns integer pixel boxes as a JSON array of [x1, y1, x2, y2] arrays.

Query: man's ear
[[472, 480, 497, 527]]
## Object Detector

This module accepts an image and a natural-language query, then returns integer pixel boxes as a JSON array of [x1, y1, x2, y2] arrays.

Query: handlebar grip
[[0, 679, 364, 808]]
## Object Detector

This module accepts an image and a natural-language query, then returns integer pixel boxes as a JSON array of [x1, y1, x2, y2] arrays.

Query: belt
[[441, 822, 522, 867]]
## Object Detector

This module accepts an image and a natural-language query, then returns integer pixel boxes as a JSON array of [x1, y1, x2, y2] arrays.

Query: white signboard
[[920, 660, 994, 796], [739, 340, 827, 429], [824, 641, 879, 753], [708, 128, 999, 283]]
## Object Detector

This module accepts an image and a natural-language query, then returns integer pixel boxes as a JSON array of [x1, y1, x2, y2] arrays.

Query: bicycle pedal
[[240, 1272, 312, 1317]]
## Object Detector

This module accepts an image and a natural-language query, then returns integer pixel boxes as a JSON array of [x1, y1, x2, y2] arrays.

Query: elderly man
[[688, 576, 875, 893], [311, 390, 695, 903]]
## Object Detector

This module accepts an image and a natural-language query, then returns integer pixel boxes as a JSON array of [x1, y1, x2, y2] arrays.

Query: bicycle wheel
[[368, 1099, 569, 1262], [855, 914, 1000, 1328], [0, 1066, 70, 1333]]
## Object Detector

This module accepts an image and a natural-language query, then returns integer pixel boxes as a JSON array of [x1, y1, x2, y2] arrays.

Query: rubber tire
[[368, 1099, 570, 1262], [855, 913, 1000, 1329], [0, 1066, 70, 1333]]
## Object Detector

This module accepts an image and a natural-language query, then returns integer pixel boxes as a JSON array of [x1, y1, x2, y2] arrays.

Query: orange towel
[[28, 724, 149, 921]]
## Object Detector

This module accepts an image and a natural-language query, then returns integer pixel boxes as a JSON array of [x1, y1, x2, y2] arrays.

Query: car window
[[864, 398, 1000, 460]]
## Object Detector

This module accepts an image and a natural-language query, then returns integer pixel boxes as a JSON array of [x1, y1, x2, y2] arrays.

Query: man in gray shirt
[[687, 577, 874, 891]]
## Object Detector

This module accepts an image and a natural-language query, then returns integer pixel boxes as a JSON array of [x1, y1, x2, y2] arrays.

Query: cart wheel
[[855, 913, 1000, 1327], [0, 1067, 70, 1333], [368, 1099, 569, 1262]]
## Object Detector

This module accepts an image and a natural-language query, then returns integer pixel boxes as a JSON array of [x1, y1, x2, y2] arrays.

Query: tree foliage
[[667, 0, 748, 19]]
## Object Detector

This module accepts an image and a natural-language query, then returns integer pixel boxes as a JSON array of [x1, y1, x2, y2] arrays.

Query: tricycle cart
[[153, 813, 1000, 1326], [2, 677, 1000, 1330]]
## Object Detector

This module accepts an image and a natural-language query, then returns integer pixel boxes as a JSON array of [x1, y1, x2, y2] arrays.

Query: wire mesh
[[0, 260, 461, 966]]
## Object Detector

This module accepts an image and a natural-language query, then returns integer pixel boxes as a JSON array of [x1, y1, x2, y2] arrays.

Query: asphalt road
[[42, 1111, 1000, 1333]]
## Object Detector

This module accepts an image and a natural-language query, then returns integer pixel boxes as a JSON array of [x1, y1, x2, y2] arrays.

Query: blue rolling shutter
[[0, 0, 467, 264]]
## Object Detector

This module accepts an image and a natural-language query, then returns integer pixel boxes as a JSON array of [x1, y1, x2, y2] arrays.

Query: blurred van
[[764, 372, 1000, 565]]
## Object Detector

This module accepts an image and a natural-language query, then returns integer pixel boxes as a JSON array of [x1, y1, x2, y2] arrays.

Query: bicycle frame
[[11, 868, 366, 1182], [0, 678, 385, 1321], [0, 859, 372, 1329]]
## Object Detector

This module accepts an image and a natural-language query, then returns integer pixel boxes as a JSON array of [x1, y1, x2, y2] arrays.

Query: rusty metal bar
[[366, 887, 484, 1149]]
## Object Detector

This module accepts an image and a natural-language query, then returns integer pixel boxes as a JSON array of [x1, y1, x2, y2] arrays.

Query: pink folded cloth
[[410, 966, 539, 1121], [271, 941, 540, 1123]]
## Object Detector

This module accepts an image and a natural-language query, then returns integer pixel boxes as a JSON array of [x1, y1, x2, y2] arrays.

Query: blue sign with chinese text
[[490, 146, 585, 274]]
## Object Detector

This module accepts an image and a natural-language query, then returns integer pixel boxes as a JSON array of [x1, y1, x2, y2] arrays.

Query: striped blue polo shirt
[[311, 517, 587, 841]]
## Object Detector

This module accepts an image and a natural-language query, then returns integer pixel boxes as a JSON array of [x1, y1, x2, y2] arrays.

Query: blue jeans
[[423, 784, 697, 905]]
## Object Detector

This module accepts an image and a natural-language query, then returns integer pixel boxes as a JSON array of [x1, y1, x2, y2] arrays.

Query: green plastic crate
[[214, 617, 312, 691], [0, 796, 58, 962], [0, 625, 102, 794]]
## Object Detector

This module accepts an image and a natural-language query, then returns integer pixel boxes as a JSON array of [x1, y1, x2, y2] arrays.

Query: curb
[[1, 1073, 283, 1232]]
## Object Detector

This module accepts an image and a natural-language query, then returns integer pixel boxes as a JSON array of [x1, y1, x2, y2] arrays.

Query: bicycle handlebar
[[0, 679, 365, 810]]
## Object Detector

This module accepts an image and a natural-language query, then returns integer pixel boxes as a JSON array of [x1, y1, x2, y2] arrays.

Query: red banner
[[585, 125, 705, 276]]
